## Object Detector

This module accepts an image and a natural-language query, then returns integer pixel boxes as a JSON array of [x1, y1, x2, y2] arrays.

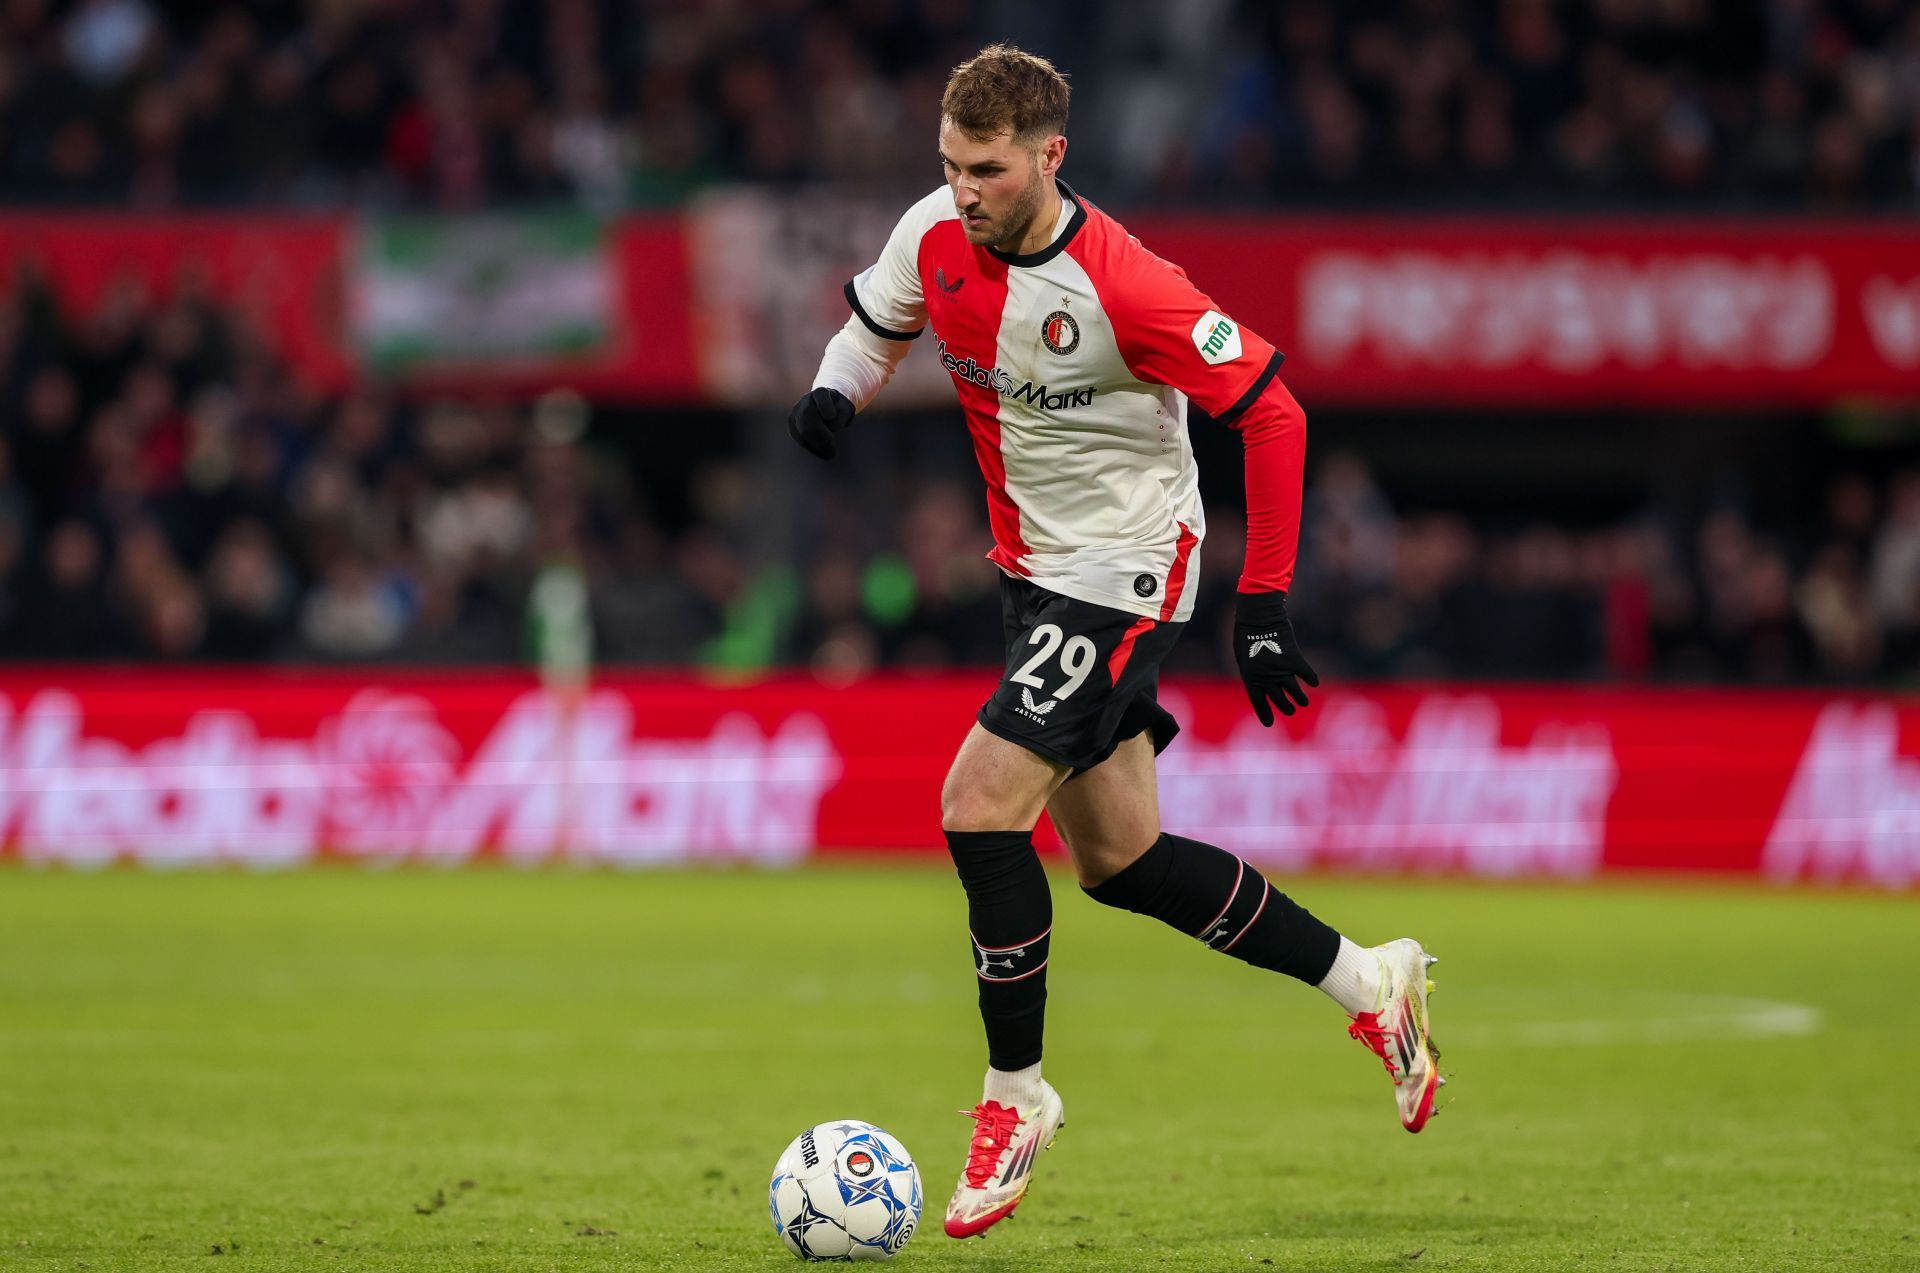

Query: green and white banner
[[350, 212, 615, 371]]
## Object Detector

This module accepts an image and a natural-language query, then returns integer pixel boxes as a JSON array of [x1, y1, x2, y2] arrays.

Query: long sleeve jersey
[[817, 180, 1306, 622]]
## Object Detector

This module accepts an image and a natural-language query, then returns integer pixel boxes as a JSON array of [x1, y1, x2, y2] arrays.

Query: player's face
[[940, 119, 1053, 250]]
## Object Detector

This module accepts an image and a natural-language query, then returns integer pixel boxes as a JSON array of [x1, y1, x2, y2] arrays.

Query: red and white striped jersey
[[843, 180, 1297, 622]]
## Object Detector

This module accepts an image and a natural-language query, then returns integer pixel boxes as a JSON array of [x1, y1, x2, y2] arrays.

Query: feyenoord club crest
[[1041, 310, 1080, 355]]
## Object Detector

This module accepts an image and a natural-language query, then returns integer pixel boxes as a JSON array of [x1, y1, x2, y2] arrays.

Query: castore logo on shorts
[[935, 337, 1095, 412]]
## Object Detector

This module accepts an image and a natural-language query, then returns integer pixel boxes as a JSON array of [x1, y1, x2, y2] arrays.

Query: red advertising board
[[0, 670, 1912, 887], [0, 213, 699, 398], [6, 210, 1916, 407], [0, 212, 351, 387], [1131, 216, 1920, 408]]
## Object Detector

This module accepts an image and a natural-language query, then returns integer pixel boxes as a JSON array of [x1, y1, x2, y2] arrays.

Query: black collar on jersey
[[986, 179, 1088, 268]]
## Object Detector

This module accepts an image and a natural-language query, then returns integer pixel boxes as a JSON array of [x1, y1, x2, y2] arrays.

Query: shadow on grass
[[942, 1245, 1500, 1273], [1253, 1207, 1558, 1240], [923, 1204, 1561, 1272]]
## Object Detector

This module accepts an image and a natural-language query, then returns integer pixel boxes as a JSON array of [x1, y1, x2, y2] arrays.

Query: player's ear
[[1038, 133, 1066, 178]]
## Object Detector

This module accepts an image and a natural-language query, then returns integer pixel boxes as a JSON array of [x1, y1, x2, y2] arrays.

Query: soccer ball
[[768, 1120, 922, 1261]]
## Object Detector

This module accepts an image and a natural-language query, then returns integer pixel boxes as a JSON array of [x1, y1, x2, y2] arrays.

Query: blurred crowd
[[2, 270, 1916, 684], [0, 0, 1915, 210], [1291, 454, 1920, 684], [0, 261, 631, 663], [786, 451, 1920, 686], [3, 3, 1913, 684], [1184, 0, 1920, 205]]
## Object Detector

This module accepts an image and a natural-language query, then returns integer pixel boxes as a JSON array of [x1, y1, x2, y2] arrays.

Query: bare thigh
[[940, 723, 1071, 833], [1046, 730, 1161, 888]]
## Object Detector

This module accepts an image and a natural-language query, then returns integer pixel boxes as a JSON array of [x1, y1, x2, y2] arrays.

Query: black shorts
[[976, 575, 1184, 774]]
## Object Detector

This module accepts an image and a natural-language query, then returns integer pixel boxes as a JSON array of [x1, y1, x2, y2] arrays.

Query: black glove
[[1233, 591, 1319, 725], [787, 387, 855, 460]]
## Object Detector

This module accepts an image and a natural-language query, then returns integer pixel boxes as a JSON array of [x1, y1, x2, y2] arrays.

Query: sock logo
[[977, 950, 1019, 975], [971, 926, 1051, 983], [1194, 861, 1272, 954]]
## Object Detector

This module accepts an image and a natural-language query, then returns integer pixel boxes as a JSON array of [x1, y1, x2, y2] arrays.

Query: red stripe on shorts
[[1108, 616, 1156, 683]]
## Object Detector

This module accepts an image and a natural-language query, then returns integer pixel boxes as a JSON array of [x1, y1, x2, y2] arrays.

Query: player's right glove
[[1233, 590, 1319, 725], [787, 387, 855, 460]]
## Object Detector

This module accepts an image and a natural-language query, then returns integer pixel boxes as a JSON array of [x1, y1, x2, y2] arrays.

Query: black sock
[[1084, 833, 1339, 984], [946, 830, 1051, 1072]]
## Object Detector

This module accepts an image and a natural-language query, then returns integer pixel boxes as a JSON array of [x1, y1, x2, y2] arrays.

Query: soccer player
[[787, 45, 1443, 1240]]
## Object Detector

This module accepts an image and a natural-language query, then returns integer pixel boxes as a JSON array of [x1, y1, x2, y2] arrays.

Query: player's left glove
[[1233, 591, 1319, 725]]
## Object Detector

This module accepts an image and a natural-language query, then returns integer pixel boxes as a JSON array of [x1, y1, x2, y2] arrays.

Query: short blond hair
[[941, 44, 1070, 145]]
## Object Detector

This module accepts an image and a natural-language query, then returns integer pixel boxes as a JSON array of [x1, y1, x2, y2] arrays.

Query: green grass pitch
[[1, 865, 1915, 1271]]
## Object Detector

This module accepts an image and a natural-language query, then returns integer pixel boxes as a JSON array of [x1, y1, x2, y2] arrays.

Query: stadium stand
[[0, 1, 1915, 682], [0, 1, 1913, 208], [0, 272, 1914, 678]]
